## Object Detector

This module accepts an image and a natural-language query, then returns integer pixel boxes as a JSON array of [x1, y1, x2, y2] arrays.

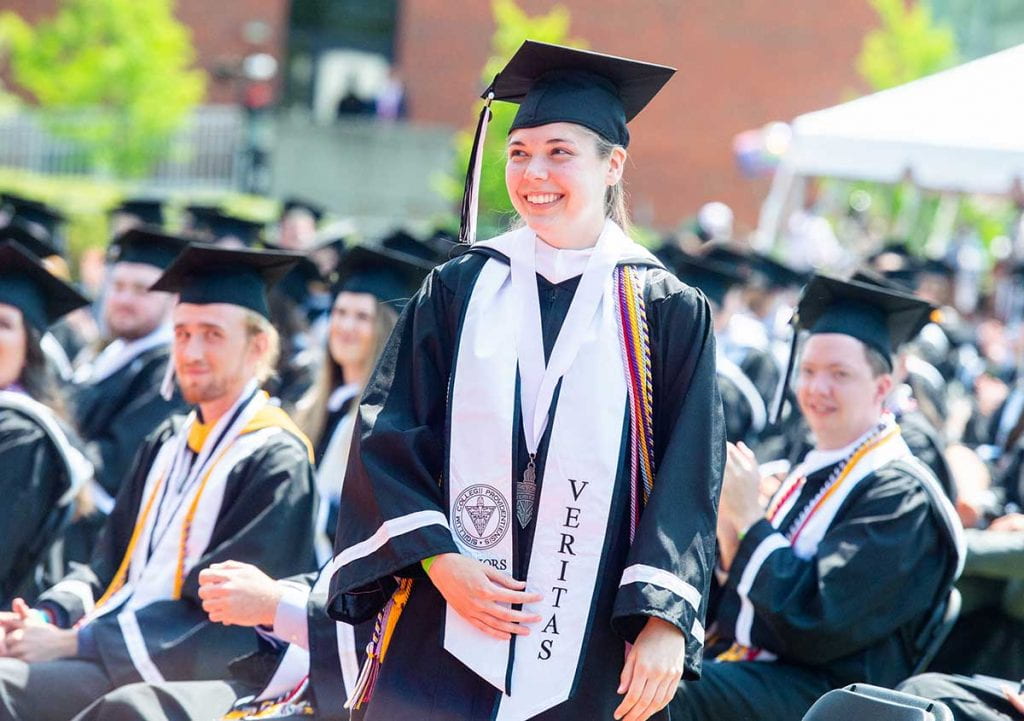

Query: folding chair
[[802, 683, 953, 721]]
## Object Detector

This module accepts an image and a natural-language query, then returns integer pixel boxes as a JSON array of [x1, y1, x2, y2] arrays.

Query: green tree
[[0, 0, 205, 177], [438, 0, 585, 238], [857, 0, 958, 91]]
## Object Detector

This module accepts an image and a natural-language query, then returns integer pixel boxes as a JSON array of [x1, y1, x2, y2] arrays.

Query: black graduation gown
[[757, 408, 957, 502], [738, 346, 781, 409], [674, 458, 960, 721], [0, 407, 76, 604], [70, 567, 372, 721], [717, 369, 764, 446], [328, 250, 725, 721], [37, 416, 317, 685], [70, 344, 187, 498], [898, 673, 1023, 721]]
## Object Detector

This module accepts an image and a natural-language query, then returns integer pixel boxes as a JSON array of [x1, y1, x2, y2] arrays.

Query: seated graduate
[[0, 241, 95, 605], [328, 41, 723, 721], [671, 274, 965, 721], [661, 248, 768, 447], [69, 227, 189, 515], [294, 244, 431, 562], [68, 558, 367, 721], [898, 673, 1024, 721], [0, 243, 318, 721]]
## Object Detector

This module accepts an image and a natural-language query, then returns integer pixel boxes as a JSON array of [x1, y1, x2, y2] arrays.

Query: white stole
[[445, 221, 645, 719], [87, 386, 270, 620]]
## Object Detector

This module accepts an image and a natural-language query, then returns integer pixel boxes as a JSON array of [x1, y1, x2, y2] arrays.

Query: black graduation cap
[[275, 256, 325, 306], [204, 212, 265, 248], [150, 242, 302, 319], [0, 220, 62, 260], [661, 247, 745, 307], [920, 257, 955, 278], [111, 198, 165, 227], [333, 245, 434, 307], [700, 244, 762, 286], [749, 252, 807, 290], [4, 195, 65, 235], [2, 195, 66, 256], [487, 40, 676, 148], [281, 197, 325, 223], [184, 203, 221, 233], [0, 240, 90, 331], [798, 274, 935, 362], [770, 274, 936, 423], [458, 41, 675, 243], [379, 228, 450, 264], [109, 226, 191, 270]]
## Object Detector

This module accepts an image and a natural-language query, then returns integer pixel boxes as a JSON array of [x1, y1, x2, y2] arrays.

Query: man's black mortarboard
[[276, 257, 325, 307], [920, 257, 956, 279], [458, 41, 675, 244], [184, 203, 220, 233], [662, 248, 745, 308], [109, 226, 192, 271], [0, 241, 90, 332], [750, 252, 808, 290], [151, 243, 302, 319], [700, 244, 763, 287], [379, 228, 453, 265], [333, 245, 434, 308], [0, 220, 62, 260], [769, 274, 935, 423], [4, 196, 65, 234], [798, 274, 935, 361], [203, 212, 265, 248], [281, 197, 325, 223], [112, 198, 165, 227], [3, 196, 67, 256]]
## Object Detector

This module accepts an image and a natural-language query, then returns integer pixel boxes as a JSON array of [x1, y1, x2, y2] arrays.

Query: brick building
[[396, 1, 877, 230], [3, 0, 881, 230]]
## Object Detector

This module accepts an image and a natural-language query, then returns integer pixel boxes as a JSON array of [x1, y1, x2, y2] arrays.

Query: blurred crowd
[[0, 185, 1022, 720]]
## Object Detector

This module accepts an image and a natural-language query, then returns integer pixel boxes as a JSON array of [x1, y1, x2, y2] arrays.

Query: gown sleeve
[[725, 467, 952, 665], [611, 275, 726, 680], [87, 433, 316, 684], [0, 411, 67, 602], [328, 264, 466, 624]]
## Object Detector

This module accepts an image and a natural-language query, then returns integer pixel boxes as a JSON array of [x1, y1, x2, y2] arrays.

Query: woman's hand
[[427, 553, 542, 640], [197, 560, 283, 627], [614, 617, 686, 721]]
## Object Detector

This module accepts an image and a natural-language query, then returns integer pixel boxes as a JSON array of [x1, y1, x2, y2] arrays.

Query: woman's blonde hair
[[295, 299, 399, 447]]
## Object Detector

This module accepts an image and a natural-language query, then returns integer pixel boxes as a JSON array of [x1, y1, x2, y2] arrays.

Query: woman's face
[[328, 291, 378, 370], [505, 122, 624, 243], [0, 303, 27, 389]]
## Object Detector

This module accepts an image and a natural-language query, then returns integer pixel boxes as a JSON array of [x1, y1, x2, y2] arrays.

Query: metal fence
[[0, 105, 245, 189]]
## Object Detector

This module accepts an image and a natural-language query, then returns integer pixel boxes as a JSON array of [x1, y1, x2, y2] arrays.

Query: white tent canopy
[[757, 43, 1024, 244]]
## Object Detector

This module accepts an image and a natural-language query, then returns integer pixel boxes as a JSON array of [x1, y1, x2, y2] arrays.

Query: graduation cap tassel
[[769, 311, 799, 426], [457, 92, 494, 245]]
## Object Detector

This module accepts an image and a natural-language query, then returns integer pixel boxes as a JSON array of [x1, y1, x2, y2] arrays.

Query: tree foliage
[[857, 0, 958, 91], [0, 0, 206, 177], [438, 0, 585, 238]]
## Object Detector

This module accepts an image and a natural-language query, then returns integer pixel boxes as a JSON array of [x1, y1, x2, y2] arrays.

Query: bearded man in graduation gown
[[671, 275, 965, 721], [68, 559, 367, 721], [0, 243, 318, 721], [70, 228, 189, 511]]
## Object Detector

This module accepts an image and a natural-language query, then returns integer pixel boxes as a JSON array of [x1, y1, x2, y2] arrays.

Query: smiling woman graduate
[[327, 41, 724, 721]]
